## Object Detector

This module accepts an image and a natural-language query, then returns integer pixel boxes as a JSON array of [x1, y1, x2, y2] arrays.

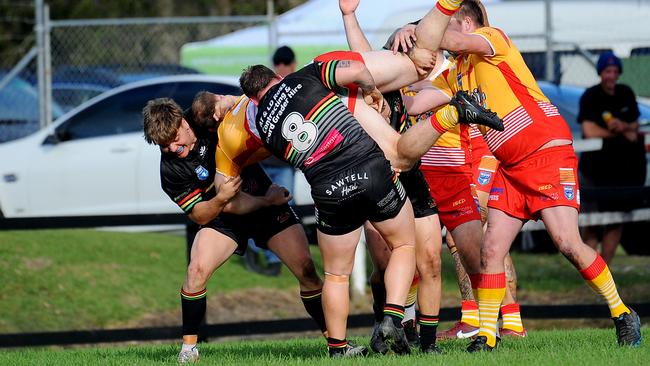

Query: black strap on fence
[[1, 303, 647, 348]]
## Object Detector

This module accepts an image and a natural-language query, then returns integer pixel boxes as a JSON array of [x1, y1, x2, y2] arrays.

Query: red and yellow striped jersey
[[455, 27, 572, 165], [215, 95, 271, 177], [416, 61, 471, 174]]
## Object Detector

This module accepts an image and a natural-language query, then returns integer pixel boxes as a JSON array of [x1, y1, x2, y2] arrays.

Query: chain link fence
[[1, 0, 650, 144]]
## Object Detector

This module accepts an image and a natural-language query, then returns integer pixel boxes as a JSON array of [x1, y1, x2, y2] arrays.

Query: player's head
[[191, 91, 236, 129], [143, 97, 195, 158], [596, 51, 622, 89], [272, 45, 297, 77], [450, 0, 486, 33], [240, 64, 281, 104]]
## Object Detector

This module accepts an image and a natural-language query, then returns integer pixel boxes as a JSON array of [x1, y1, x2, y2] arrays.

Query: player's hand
[[391, 24, 417, 54], [363, 87, 385, 113], [216, 175, 242, 202], [339, 0, 360, 15], [408, 47, 437, 78], [265, 184, 292, 206]]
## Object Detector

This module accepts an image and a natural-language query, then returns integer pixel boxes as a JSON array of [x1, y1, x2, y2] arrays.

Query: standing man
[[142, 99, 326, 363], [396, 0, 641, 351], [578, 51, 647, 264]]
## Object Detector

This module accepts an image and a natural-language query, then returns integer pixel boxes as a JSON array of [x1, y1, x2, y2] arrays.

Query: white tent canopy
[[181, 0, 650, 76]]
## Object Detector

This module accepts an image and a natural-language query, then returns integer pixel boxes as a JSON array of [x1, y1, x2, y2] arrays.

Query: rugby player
[[396, 0, 642, 351], [142, 99, 326, 363], [337, 0, 444, 354]]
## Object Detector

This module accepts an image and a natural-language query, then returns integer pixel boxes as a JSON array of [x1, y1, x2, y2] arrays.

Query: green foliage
[[0, 328, 648, 365]]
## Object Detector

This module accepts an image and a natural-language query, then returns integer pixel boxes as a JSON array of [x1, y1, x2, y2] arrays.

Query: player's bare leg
[[369, 199, 417, 355], [179, 229, 238, 363], [413, 214, 444, 353], [469, 209, 523, 351], [541, 206, 640, 346], [318, 227, 368, 356], [267, 224, 327, 336]]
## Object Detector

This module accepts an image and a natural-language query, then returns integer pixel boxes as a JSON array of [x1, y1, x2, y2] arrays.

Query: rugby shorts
[[310, 156, 407, 235], [201, 163, 300, 255], [488, 145, 580, 220], [422, 171, 481, 231]]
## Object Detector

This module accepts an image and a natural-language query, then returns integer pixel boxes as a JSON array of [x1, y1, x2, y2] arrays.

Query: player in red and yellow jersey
[[403, 57, 524, 340], [399, 0, 640, 351]]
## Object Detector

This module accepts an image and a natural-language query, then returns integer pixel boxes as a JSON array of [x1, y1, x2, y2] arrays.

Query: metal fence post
[[544, 0, 554, 82], [44, 4, 53, 127], [267, 0, 278, 65], [35, 0, 46, 129]]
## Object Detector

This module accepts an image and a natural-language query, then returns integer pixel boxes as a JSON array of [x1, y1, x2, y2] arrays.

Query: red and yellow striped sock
[[429, 104, 459, 134], [579, 255, 630, 318], [405, 276, 419, 308], [436, 0, 463, 15], [500, 303, 524, 332], [460, 300, 480, 328], [476, 273, 506, 347]]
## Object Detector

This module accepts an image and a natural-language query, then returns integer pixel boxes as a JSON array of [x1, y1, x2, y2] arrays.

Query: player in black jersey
[[240, 60, 416, 357], [142, 98, 327, 363], [335, 0, 447, 354]]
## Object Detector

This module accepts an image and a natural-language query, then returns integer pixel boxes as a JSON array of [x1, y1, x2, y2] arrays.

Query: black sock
[[181, 288, 207, 336], [384, 303, 405, 327], [418, 313, 439, 349], [370, 271, 386, 323], [327, 337, 348, 354], [300, 289, 327, 333]]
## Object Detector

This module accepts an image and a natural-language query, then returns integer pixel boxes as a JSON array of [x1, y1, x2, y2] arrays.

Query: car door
[[24, 90, 142, 216]]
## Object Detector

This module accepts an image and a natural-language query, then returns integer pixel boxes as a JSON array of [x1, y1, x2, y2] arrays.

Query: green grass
[[0, 229, 649, 333], [0, 229, 320, 333], [0, 328, 648, 365]]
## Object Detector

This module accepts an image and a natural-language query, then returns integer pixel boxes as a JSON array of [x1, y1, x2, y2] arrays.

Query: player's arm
[[339, 0, 372, 52], [223, 183, 291, 214], [440, 29, 493, 56], [187, 175, 241, 225], [402, 88, 450, 115]]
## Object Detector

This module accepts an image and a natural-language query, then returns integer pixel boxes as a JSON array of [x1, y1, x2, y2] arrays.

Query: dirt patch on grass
[[125, 283, 647, 330], [23, 257, 52, 271]]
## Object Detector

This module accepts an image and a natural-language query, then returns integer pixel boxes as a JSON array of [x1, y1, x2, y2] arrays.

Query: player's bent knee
[[186, 264, 211, 289], [324, 272, 350, 284]]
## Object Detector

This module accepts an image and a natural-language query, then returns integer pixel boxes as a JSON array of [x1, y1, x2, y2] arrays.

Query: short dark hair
[[142, 98, 183, 146], [191, 91, 217, 129], [272, 45, 296, 66], [240, 64, 277, 98], [456, 0, 486, 27]]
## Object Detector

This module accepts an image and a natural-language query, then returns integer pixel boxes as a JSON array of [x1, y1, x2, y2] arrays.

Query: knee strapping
[[324, 272, 350, 284]]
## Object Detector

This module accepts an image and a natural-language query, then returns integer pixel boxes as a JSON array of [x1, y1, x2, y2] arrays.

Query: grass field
[[1, 229, 649, 333], [0, 328, 648, 365]]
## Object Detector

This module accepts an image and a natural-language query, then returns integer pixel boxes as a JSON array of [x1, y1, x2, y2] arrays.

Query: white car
[[0, 75, 245, 219]]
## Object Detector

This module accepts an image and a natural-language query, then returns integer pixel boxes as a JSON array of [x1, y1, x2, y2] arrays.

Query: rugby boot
[[177, 346, 199, 364], [402, 319, 420, 348], [378, 315, 411, 355], [370, 322, 389, 354], [450, 90, 504, 131], [499, 327, 527, 338], [437, 321, 479, 340], [329, 342, 369, 358], [466, 335, 496, 353], [613, 308, 642, 347]]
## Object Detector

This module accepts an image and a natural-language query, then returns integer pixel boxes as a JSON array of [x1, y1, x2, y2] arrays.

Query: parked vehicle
[[0, 75, 240, 218]]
